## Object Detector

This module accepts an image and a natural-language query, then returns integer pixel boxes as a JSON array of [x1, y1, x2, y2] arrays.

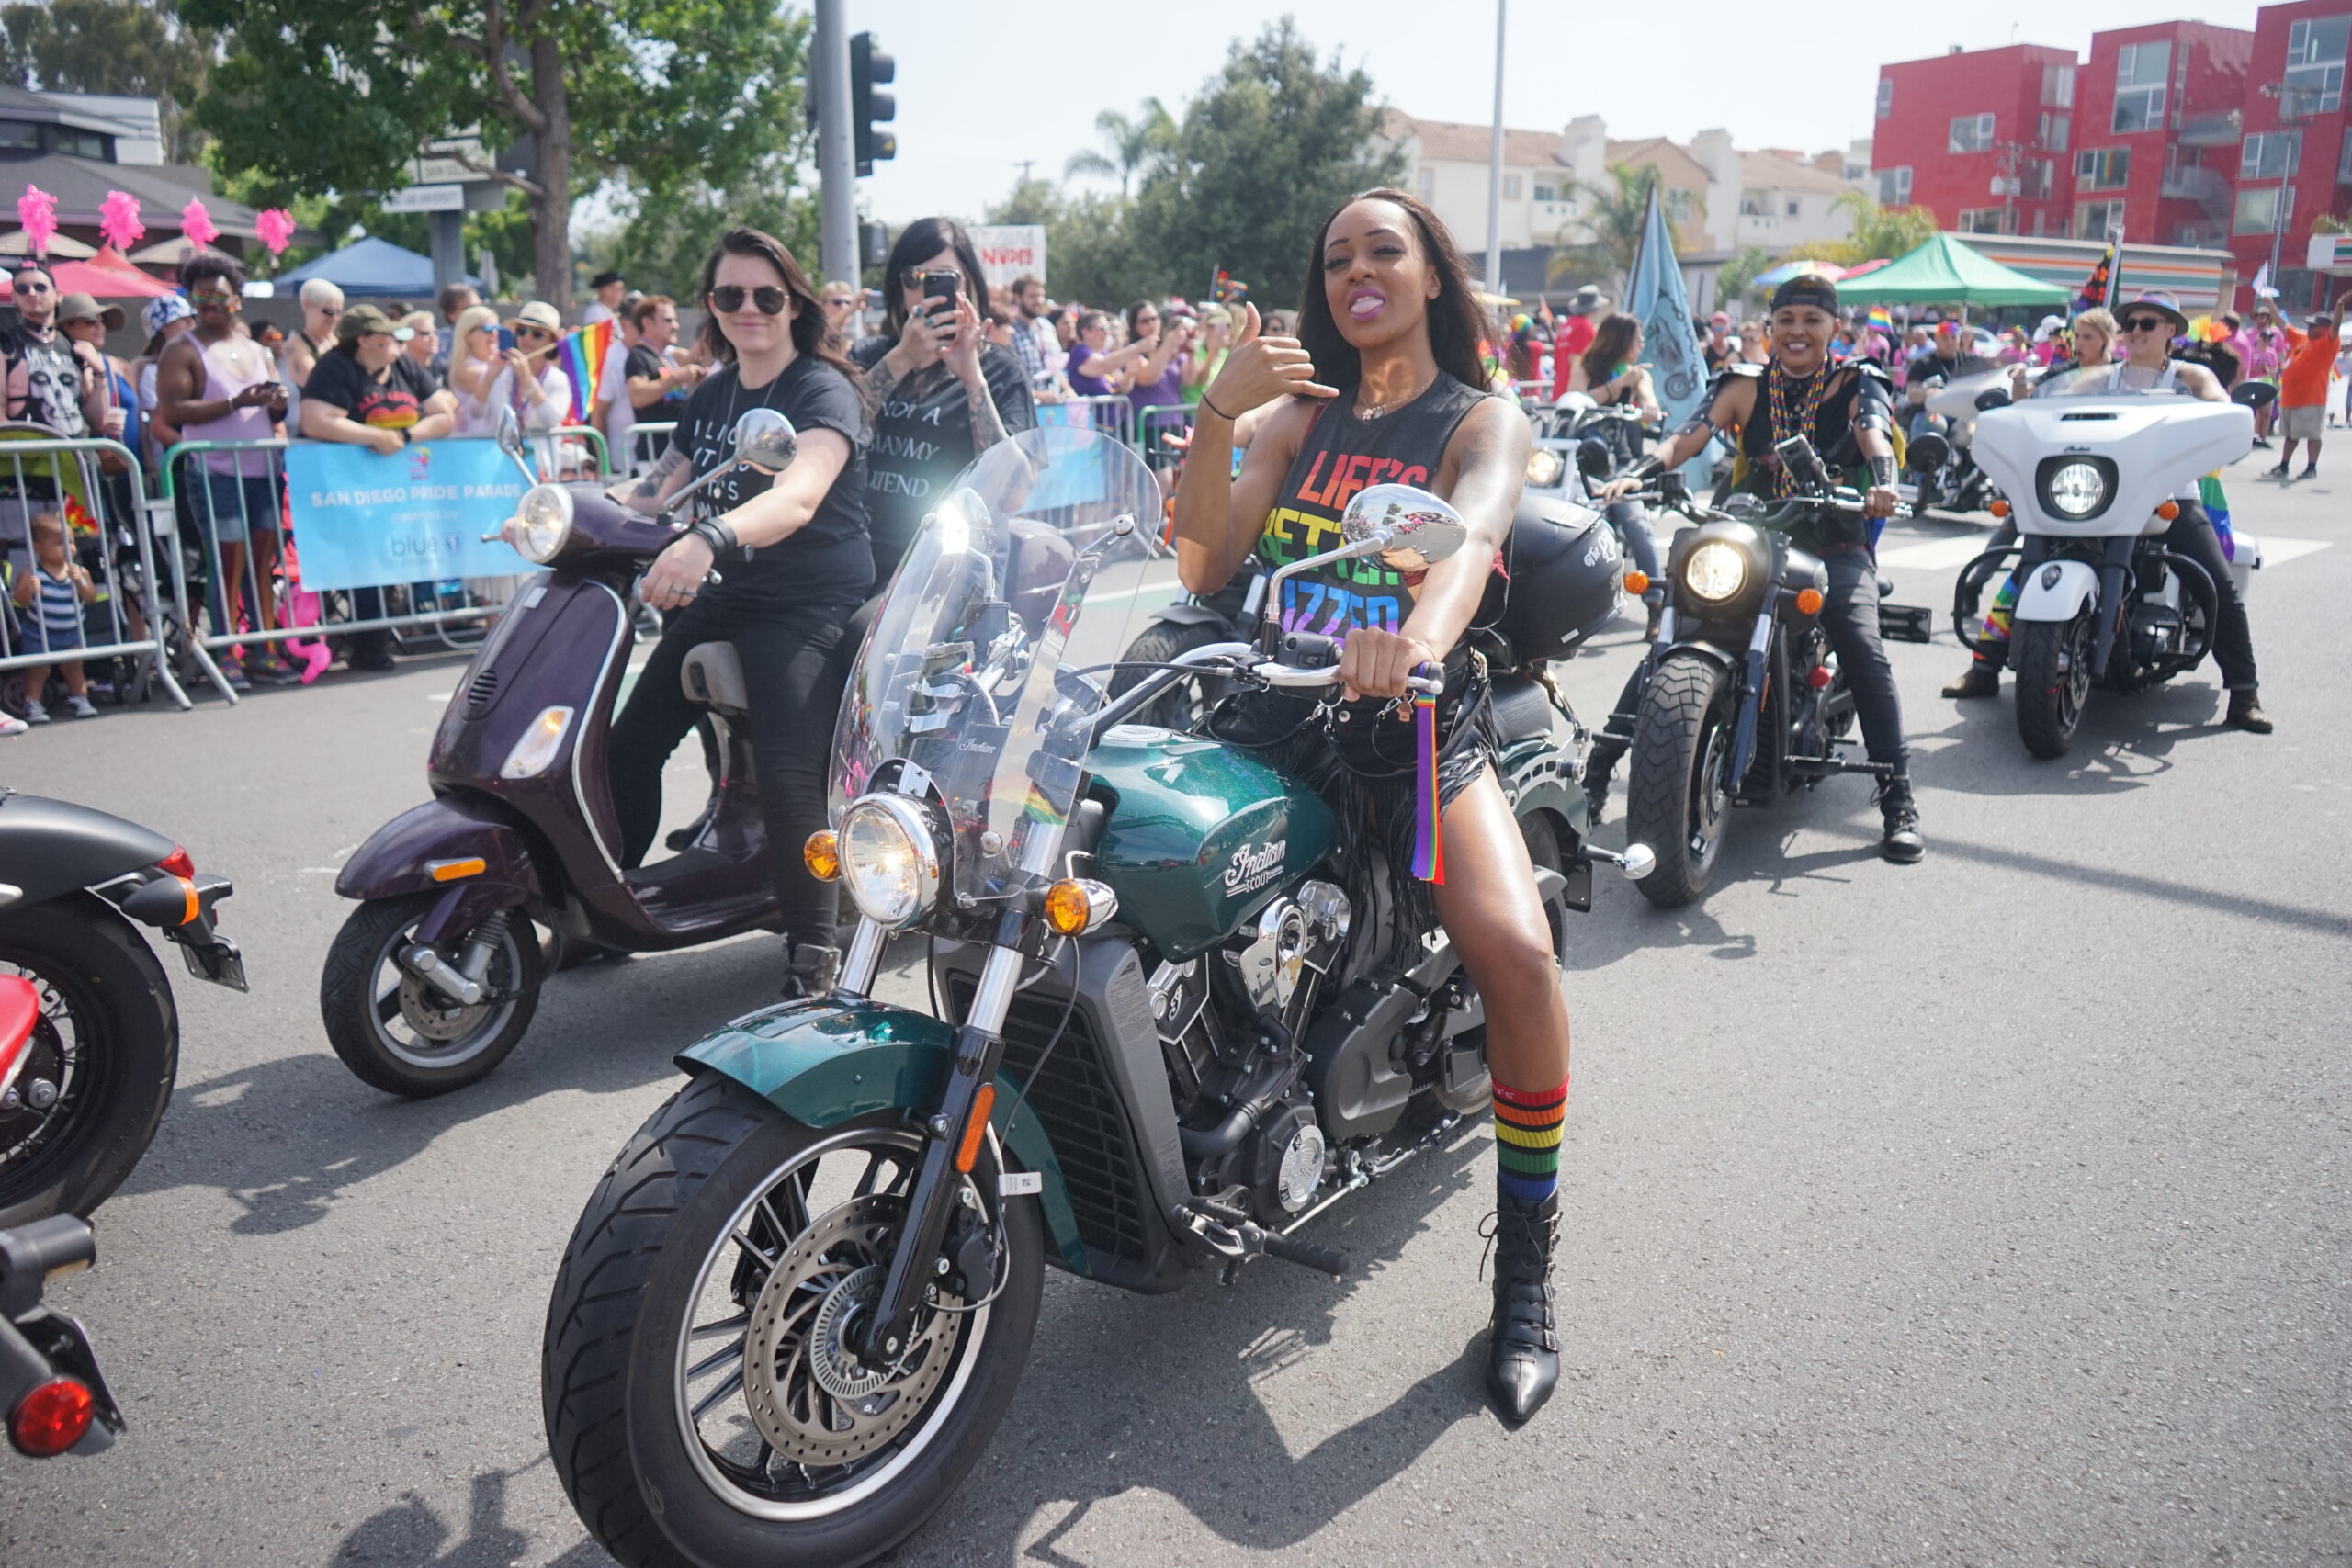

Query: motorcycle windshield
[[2038, 365, 2194, 398], [831, 426, 1173, 906]]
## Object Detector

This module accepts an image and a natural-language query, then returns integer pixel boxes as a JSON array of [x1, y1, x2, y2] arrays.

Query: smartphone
[[496, 325, 516, 355], [920, 271, 960, 340]]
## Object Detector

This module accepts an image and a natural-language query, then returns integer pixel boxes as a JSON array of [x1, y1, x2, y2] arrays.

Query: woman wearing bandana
[[1589, 274, 1923, 863]]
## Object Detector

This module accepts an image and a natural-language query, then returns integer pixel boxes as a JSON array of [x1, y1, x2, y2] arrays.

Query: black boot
[[1876, 775, 1924, 863], [1581, 737, 1624, 823], [780, 937, 841, 999], [1483, 1190, 1561, 1423], [2225, 689, 2273, 734], [1941, 661, 2000, 699]]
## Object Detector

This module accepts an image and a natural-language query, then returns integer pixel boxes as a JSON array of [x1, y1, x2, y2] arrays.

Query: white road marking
[[2250, 536, 2331, 568]]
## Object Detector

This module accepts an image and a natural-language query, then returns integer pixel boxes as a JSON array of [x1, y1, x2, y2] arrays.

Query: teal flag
[[1623, 184, 1711, 484]]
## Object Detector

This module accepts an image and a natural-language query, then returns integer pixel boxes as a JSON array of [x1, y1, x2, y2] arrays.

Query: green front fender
[[675, 999, 1090, 1275]]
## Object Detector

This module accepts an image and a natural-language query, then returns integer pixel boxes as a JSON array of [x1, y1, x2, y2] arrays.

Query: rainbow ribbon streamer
[[1409, 689, 1444, 884]]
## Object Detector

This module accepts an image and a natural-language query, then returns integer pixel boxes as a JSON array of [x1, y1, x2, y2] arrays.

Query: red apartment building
[[2070, 21, 2253, 251], [2233, 1, 2352, 303], [1873, 45, 2082, 238]]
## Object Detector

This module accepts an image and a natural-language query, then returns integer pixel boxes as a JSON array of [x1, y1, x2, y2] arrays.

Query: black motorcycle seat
[[681, 642, 750, 717], [1487, 671, 1555, 744]]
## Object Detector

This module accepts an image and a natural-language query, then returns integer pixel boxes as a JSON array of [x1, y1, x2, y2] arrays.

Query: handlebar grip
[[1259, 1228, 1350, 1277]]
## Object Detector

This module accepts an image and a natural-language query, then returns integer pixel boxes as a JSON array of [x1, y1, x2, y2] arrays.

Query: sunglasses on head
[[2121, 316, 2171, 333], [712, 284, 789, 315]]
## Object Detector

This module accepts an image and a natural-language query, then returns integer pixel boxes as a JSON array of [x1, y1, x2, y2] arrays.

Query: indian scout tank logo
[[1222, 840, 1287, 898]]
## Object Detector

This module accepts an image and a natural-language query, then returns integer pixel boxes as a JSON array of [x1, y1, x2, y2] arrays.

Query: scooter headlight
[[2045, 461, 2107, 519], [1680, 538, 1750, 603], [1525, 446, 1565, 489], [838, 795, 944, 930], [512, 484, 574, 563]]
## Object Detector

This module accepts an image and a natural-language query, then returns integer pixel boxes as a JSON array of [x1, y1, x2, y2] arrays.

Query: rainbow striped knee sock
[[1493, 1075, 1566, 1203]]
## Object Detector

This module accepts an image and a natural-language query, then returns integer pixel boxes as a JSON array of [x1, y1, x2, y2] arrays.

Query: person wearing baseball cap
[[1547, 282, 1611, 398], [2267, 300, 2340, 481], [1591, 271, 1925, 861]]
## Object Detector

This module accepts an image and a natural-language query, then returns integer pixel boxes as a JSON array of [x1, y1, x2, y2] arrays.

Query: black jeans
[[608, 589, 862, 942], [1975, 504, 2256, 690]]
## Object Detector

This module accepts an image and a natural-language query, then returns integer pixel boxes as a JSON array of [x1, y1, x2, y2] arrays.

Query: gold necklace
[[1355, 372, 1433, 420]]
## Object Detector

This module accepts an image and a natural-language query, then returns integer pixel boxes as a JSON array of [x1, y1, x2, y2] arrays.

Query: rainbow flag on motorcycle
[[1623, 180, 1711, 487], [2075, 243, 2120, 313], [557, 319, 615, 427]]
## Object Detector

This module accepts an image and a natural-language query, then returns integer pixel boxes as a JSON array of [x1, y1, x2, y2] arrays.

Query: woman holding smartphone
[[849, 217, 1035, 585], [600, 227, 876, 998]]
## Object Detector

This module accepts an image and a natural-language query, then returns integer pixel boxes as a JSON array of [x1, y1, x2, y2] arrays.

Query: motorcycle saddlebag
[[1478, 494, 1623, 660]]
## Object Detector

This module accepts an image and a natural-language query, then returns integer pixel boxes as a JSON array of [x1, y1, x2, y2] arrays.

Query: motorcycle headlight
[[1525, 447, 1565, 489], [838, 795, 943, 930], [1680, 538, 1750, 603], [511, 484, 574, 563], [2045, 461, 2107, 519]]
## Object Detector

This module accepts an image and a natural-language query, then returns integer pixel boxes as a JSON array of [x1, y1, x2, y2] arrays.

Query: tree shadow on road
[[327, 1454, 613, 1567]]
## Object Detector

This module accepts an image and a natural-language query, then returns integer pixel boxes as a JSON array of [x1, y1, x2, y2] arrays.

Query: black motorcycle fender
[[1146, 603, 1233, 630], [334, 795, 543, 938], [0, 794, 177, 912]]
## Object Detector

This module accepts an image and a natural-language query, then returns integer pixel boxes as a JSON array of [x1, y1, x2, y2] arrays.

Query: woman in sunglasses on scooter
[[608, 227, 876, 997], [1171, 188, 1573, 1423]]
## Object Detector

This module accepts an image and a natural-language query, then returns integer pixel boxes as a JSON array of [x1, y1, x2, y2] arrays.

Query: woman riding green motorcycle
[[1170, 187, 1571, 1422]]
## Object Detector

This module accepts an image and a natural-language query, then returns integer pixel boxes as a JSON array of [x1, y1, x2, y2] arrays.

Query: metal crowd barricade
[[628, 422, 677, 476], [526, 423, 611, 481], [1135, 402, 1195, 465], [0, 429, 192, 710], [160, 438, 510, 703], [1035, 394, 1136, 450]]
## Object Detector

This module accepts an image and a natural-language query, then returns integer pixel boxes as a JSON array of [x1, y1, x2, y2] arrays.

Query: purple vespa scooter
[[319, 408, 802, 1096]]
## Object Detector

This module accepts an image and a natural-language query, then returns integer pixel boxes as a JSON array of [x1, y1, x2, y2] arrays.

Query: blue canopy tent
[[275, 237, 477, 298]]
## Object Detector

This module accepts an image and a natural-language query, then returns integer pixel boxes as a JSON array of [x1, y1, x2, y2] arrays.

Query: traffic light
[[851, 31, 895, 176]]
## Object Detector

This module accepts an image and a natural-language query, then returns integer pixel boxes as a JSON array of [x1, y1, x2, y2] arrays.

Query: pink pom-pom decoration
[[97, 191, 144, 250], [180, 197, 219, 248], [255, 209, 296, 256], [16, 186, 57, 255]]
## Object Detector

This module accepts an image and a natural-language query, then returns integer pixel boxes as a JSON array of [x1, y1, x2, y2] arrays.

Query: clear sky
[[859, 1, 2267, 225]]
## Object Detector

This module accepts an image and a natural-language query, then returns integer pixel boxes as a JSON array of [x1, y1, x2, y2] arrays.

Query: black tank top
[[1256, 375, 1487, 637], [1734, 360, 1890, 495]]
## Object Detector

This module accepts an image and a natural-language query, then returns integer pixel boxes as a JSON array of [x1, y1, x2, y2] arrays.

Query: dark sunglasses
[[15, 278, 51, 294], [515, 323, 556, 339], [2120, 316, 2171, 333], [711, 284, 789, 315]]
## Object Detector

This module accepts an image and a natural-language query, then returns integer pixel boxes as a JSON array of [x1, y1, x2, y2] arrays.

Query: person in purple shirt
[[1123, 299, 1190, 416], [1064, 310, 1153, 397]]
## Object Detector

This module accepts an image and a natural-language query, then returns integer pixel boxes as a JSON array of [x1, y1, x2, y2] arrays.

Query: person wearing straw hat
[[502, 300, 574, 433]]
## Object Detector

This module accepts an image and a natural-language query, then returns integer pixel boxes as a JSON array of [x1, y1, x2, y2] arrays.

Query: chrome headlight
[[838, 795, 943, 929], [1680, 538, 1750, 603], [2045, 461, 2107, 519], [512, 484, 574, 563], [1525, 446, 1565, 489]]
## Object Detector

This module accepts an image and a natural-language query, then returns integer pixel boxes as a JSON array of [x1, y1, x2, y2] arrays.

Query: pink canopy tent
[[42, 246, 174, 299]]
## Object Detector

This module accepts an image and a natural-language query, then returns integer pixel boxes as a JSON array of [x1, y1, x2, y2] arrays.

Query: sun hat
[[54, 292, 127, 332], [2121, 290, 2188, 336], [507, 300, 563, 333]]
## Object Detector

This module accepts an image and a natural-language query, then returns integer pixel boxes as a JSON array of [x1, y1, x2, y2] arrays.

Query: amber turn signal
[[955, 1083, 997, 1173], [1043, 877, 1117, 936], [1794, 587, 1825, 616], [803, 829, 841, 882], [2155, 500, 2180, 520], [1623, 570, 1649, 597], [1988, 499, 2011, 519]]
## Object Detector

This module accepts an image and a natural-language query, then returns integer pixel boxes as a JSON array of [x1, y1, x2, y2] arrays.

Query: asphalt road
[[4, 448, 2348, 1567]]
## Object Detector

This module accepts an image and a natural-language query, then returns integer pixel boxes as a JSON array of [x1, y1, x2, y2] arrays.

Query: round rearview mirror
[[1576, 437, 1615, 479], [1340, 483, 1468, 574], [729, 408, 799, 475], [494, 406, 526, 459], [1620, 843, 1657, 881]]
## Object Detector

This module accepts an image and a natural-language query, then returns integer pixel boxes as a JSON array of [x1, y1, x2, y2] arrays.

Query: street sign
[[383, 185, 466, 213], [410, 136, 492, 186]]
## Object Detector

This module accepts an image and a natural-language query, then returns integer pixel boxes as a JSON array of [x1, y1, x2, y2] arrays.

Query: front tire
[[1109, 620, 1231, 731], [544, 1075, 1044, 1568], [0, 896, 178, 1226], [320, 895, 542, 1097], [2014, 613, 2093, 760], [1624, 652, 1736, 908]]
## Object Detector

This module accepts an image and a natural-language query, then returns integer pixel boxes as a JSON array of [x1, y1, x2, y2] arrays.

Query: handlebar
[[1251, 660, 1443, 695]]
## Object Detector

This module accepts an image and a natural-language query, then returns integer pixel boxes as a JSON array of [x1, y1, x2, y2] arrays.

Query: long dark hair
[[1295, 188, 1487, 395], [1582, 310, 1640, 384], [695, 227, 856, 383], [879, 216, 989, 337]]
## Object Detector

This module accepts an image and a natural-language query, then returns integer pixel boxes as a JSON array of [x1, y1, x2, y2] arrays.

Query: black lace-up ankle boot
[[1484, 1191, 1561, 1422]]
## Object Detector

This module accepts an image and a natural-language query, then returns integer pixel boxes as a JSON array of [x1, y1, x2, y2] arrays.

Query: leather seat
[[681, 642, 750, 717]]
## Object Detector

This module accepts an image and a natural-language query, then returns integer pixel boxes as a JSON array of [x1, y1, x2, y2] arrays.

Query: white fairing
[[1971, 391, 2252, 539], [2011, 558, 2101, 623], [1924, 367, 2016, 441]]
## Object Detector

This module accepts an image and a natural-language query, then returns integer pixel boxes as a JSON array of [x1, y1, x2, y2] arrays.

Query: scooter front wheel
[[321, 894, 542, 1097]]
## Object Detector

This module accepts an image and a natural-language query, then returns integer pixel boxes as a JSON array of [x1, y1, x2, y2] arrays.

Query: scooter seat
[[681, 642, 751, 717]]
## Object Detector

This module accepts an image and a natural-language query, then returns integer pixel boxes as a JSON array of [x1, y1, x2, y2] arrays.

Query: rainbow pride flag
[[1865, 305, 1894, 333], [557, 319, 615, 426]]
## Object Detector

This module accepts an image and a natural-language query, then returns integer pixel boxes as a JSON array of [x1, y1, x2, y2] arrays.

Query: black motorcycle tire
[[1625, 652, 1736, 908], [1110, 620, 1233, 731], [2014, 614, 2092, 761], [0, 894, 178, 1227], [320, 894, 543, 1098], [544, 1075, 1044, 1568]]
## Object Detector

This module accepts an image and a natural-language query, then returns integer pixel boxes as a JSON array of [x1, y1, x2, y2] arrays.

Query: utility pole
[[814, 0, 856, 287], [2257, 79, 2320, 301], [1483, 0, 1506, 297]]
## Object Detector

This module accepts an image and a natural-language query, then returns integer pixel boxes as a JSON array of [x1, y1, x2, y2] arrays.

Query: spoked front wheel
[[544, 1076, 1043, 1568]]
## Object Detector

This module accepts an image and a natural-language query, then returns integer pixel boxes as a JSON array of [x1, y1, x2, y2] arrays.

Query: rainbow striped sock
[[1493, 1076, 1566, 1203]]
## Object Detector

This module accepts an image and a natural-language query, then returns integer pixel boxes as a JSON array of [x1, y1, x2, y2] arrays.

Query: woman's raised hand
[[1203, 303, 1336, 416]]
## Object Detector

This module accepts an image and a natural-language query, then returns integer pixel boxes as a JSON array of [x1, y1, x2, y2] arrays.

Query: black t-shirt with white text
[[848, 336, 1035, 583], [665, 355, 872, 606]]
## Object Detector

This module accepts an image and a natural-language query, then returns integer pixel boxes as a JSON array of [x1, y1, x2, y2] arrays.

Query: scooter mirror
[[1340, 483, 1468, 574], [729, 408, 799, 475], [1619, 843, 1657, 881], [1576, 437, 1615, 479], [1973, 387, 2013, 412], [495, 406, 526, 461]]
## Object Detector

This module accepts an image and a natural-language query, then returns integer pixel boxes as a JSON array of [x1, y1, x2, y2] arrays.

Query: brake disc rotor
[[395, 972, 483, 1041], [741, 1193, 965, 1467]]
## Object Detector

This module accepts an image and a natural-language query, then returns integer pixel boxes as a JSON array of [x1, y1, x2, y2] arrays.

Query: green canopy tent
[[1833, 233, 2069, 321]]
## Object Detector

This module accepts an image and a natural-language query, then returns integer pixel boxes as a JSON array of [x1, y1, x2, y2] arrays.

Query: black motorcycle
[[1604, 438, 1916, 907], [0, 788, 243, 1225]]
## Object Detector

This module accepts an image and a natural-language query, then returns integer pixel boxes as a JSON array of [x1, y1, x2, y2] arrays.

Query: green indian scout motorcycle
[[540, 427, 1647, 1567]]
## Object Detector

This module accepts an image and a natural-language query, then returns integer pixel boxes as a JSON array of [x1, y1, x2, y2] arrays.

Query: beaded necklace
[[1763, 358, 1834, 496]]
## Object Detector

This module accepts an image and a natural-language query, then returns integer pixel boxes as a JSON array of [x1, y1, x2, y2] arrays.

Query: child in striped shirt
[[9, 513, 99, 723]]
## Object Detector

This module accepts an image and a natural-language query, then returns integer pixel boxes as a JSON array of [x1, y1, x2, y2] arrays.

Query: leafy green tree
[[1548, 164, 1651, 296], [1820, 192, 1938, 267], [1128, 21, 1403, 311], [598, 159, 822, 303], [1713, 245, 1772, 309], [0, 0, 219, 162], [982, 179, 1168, 310], [1063, 101, 1176, 201], [183, 0, 807, 306]]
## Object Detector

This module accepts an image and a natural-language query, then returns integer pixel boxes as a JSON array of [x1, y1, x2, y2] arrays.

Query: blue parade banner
[[284, 437, 532, 591], [1623, 184, 1715, 487]]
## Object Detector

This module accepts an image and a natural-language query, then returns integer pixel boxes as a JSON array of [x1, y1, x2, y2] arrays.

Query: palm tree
[[1822, 191, 1937, 266], [1064, 101, 1178, 200], [1547, 164, 1656, 297]]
